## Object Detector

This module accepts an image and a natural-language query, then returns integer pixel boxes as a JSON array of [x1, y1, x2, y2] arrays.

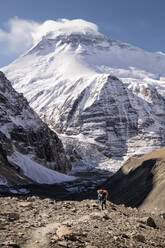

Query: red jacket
[[97, 189, 109, 200]]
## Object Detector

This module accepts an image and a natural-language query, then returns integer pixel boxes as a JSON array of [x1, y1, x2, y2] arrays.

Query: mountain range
[[2, 20, 165, 172]]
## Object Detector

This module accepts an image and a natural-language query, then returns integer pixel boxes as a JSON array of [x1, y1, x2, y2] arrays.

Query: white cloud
[[0, 17, 40, 55], [0, 17, 99, 58], [33, 18, 99, 42]]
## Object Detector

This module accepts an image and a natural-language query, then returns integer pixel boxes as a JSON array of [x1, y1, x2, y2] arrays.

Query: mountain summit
[[2, 19, 165, 172]]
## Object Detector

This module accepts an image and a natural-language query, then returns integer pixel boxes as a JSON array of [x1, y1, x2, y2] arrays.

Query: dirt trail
[[23, 222, 60, 248]]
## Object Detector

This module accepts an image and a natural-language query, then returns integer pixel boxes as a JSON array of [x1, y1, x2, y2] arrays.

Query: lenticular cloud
[[33, 19, 100, 43], [0, 17, 100, 55]]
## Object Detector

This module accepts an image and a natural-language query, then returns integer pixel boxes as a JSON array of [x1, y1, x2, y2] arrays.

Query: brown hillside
[[103, 147, 165, 211]]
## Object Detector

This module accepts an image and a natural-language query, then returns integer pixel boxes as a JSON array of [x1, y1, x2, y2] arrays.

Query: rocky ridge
[[0, 196, 165, 248], [0, 71, 71, 186]]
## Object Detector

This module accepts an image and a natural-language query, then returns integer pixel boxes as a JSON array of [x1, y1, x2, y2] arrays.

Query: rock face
[[2, 23, 165, 171], [0, 71, 71, 185], [0, 196, 164, 248], [103, 147, 165, 211]]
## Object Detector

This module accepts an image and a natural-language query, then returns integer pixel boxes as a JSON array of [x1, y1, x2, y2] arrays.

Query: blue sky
[[0, 0, 165, 67]]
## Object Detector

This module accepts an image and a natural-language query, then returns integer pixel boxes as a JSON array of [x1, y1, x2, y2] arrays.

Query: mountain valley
[[0, 19, 165, 247]]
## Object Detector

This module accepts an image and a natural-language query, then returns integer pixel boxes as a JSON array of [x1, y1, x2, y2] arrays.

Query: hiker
[[97, 189, 109, 210]]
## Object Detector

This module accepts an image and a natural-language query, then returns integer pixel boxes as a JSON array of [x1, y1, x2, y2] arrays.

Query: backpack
[[98, 192, 102, 201]]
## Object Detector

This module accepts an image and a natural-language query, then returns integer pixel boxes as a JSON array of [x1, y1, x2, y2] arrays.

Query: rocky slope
[[0, 196, 165, 248], [103, 147, 165, 212], [0, 71, 73, 186], [2, 20, 165, 172]]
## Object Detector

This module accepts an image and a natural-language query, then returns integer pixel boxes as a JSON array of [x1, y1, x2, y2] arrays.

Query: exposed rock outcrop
[[0, 71, 71, 185]]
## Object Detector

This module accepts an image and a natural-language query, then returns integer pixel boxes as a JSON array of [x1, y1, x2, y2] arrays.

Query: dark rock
[[121, 233, 129, 239], [133, 234, 145, 242], [2, 242, 20, 248], [146, 217, 157, 228], [7, 213, 20, 221]]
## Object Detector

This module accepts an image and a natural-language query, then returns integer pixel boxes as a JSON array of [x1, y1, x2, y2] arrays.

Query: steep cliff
[[0, 71, 72, 186]]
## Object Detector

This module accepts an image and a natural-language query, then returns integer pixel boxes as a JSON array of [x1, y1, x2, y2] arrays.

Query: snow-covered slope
[[2, 20, 165, 172], [7, 151, 75, 184], [0, 71, 74, 186]]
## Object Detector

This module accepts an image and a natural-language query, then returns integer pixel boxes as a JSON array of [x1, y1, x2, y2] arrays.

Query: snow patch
[[7, 152, 76, 184]]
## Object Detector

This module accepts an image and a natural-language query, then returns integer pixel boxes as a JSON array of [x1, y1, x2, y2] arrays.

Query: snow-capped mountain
[[2, 19, 165, 172], [0, 71, 74, 186]]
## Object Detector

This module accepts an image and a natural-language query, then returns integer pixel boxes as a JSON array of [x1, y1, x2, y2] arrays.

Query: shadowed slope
[[103, 147, 165, 211]]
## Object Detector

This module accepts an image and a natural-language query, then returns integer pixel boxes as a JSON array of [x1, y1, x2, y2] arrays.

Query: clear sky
[[0, 0, 165, 67]]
